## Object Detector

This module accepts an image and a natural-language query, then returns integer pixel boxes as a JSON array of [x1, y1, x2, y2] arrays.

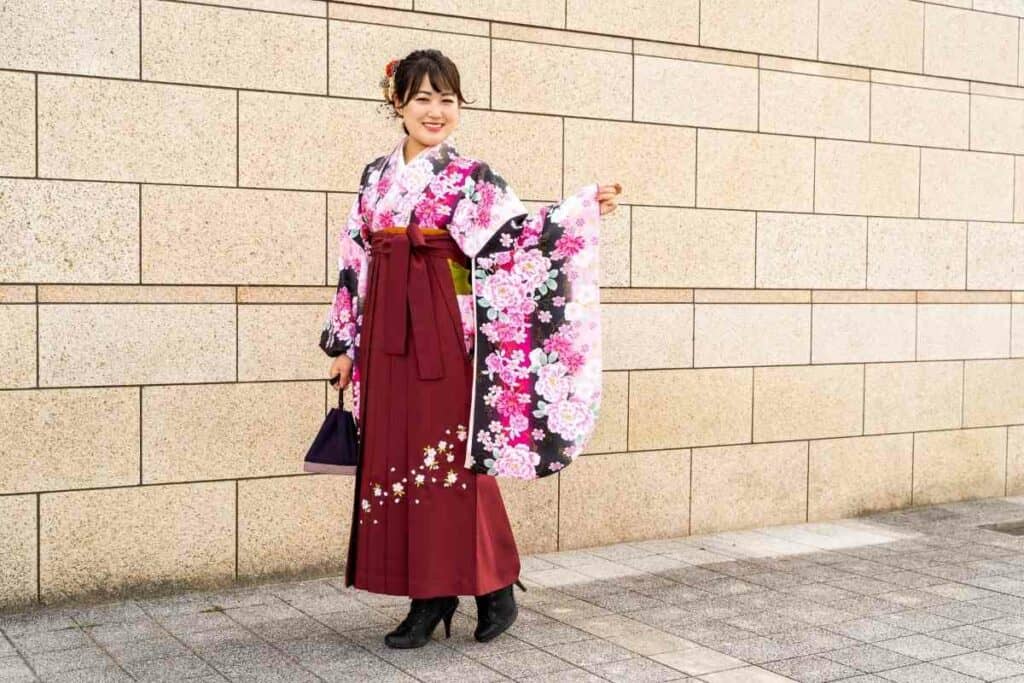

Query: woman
[[319, 49, 622, 649]]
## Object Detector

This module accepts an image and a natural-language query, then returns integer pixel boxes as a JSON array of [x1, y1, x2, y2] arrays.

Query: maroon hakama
[[343, 225, 521, 598]]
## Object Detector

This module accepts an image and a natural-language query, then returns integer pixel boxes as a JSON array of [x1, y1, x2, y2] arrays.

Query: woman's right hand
[[329, 354, 353, 391]]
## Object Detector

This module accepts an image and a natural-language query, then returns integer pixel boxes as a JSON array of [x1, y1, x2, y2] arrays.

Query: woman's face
[[393, 73, 460, 148]]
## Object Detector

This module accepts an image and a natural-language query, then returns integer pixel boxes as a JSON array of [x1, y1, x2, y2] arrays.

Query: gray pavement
[[7, 498, 1024, 681]]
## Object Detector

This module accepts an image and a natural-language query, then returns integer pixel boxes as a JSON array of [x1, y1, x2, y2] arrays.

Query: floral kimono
[[320, 135, 601, 597]]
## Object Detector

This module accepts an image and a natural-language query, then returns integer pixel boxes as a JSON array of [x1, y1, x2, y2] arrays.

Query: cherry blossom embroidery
[[358, 425, 469, 526]]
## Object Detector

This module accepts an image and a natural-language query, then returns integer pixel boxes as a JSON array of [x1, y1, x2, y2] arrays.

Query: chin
[[417, 130, 449, 144]]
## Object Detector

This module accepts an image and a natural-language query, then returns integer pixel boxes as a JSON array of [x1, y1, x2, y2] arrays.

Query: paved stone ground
[[10, 499, 1024, 681]]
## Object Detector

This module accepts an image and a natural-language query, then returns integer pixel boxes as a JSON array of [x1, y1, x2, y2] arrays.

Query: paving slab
[[6, 498, 1024, 681]]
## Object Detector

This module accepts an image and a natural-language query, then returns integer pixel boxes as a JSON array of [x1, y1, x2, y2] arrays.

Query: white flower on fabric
[[361, 499, 370, 512], [392, 482, 405, 497], [512, 250, 552, 290], [398, 163, 434, 194], [480, 270, 527, 312], [444, 469, 459, 487], [491, 443, 540, 480], [546, 396, 595, 441], [414, 473, 425, 487], [535, 363, 571, 403]]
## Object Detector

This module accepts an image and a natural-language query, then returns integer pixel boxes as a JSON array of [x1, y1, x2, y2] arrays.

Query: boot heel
[[385, 596, 458, 649], [514, 579, 527, 592], [442, 605, 456, 638]]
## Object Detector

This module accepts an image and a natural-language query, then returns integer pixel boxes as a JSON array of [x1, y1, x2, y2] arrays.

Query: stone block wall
[[2, 0, 1023, 608]]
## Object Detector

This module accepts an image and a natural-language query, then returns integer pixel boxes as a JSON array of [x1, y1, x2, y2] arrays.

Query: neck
[[402, 137, 425, 165], [402, 135, 448, 165]]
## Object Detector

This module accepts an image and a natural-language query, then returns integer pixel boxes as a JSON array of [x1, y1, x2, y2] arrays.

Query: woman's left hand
[[597, 182, 622, 216]]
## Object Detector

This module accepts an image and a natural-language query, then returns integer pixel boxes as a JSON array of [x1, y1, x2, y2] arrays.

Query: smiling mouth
[[424, 123, 444, 130]]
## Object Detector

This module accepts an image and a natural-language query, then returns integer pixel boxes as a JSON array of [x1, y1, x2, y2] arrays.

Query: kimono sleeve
[[319, 190, 368, 360], [451, 161, 603, 480]]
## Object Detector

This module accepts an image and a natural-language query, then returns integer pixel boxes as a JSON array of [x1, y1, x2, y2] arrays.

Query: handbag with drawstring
[[303, 376, 358, 475]]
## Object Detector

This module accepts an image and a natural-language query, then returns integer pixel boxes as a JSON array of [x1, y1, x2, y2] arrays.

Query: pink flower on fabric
[[475, 181, 498, 223], [554, 233, 585, 260], [480, 270, 528, 312], [535, 363, 571, 403], [493, 387, 526, 417], [413, 197, 452, 227], [507, 297, 537, 318], [512, 250, 552, 290], [330, 289, 353, 333], [547, 396, 594, 441], [561, 350, 586, 374], [542, 333, 574, 357], [480, 319, 526, 345], [484, 349, 529, 385], [508, 413, 530, 435], [492, 443, 540, 480], [449, 199, 475, 245]]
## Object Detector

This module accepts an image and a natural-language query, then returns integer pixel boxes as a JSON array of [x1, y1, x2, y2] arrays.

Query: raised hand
[[597, 182, 622, 216]]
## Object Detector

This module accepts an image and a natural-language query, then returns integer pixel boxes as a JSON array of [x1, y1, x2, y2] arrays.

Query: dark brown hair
[[386, 49, 475, 133]]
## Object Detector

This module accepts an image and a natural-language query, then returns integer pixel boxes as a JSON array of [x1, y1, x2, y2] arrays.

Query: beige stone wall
[[2, 0, 1023, 609]]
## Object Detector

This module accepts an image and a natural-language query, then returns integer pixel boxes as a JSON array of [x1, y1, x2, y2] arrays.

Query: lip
[[423, 123, 444, 131]]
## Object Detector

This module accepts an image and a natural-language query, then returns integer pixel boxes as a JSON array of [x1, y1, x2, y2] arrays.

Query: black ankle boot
[[384, 595, 459, 649], [474, 579, 527, 642]]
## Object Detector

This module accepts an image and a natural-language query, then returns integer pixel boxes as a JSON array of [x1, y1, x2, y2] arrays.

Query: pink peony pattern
[[320, 136, 602, 478]]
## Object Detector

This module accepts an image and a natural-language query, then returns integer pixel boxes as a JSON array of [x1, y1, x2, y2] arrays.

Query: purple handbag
[[303, 377, 359, 475]]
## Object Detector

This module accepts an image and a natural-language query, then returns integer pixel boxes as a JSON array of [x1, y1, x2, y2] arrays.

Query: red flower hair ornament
[[380, 58, 401, 104]]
